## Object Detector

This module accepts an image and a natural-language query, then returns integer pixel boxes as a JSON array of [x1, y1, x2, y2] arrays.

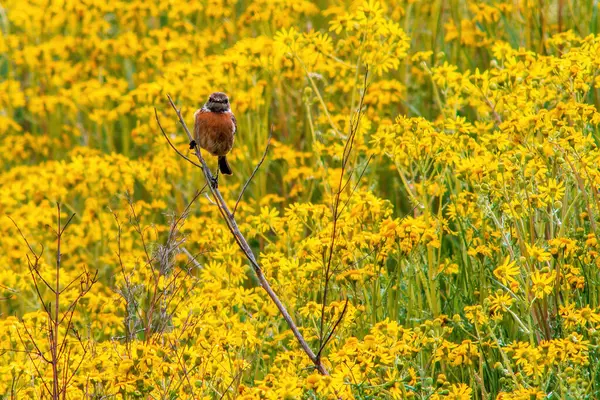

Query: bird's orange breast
[[194, 110, 236, 156]]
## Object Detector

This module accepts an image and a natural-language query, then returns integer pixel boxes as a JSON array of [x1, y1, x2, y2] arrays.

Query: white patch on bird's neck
[[204, 101, 230, 113]]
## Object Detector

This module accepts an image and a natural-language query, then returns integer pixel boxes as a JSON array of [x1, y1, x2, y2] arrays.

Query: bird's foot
[[210, 175, 219, 189], [189, 140, 197, 150]]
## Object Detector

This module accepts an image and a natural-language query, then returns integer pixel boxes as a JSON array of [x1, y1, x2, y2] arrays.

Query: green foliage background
[[2, 0, 600, 399]]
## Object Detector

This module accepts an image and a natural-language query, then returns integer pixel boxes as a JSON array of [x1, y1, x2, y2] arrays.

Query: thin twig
[[317, 298, 349, 358], [218, 365, 248, 400], [15, 327, 53, 397], [233, 128, 273, 216], [159, 95, 328, 375], [338, 154, 374, 216], [7, 215, 43, 257], [181, 248, 204, 269], [318, 68, 369, 357], [10, 204, 97, 399], [155, 108, 202, 169]]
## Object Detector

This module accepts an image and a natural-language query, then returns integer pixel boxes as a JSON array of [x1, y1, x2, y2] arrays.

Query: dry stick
[[154, 188, 208, 337], [338, 154, 374, 216], [182, 247, 204, 269], [15, 327, 53, 397], [318, 69, 369, 358], [156, 96, 328, 375], [112, 211, 145, 344], [318, 298, 349, 355], [155, 108, 202, 170], [11, 205, 96, 399], [218, 365, 248, 400], [233, 128, 273, 216], [126, 198, 160, 343]]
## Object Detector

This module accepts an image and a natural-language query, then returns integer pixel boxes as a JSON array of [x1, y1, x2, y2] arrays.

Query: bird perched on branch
[[190, 92, 236, 187]]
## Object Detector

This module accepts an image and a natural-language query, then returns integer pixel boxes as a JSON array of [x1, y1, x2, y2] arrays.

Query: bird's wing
[[231, 113, 237, 135], [193, 108, 207, 140]]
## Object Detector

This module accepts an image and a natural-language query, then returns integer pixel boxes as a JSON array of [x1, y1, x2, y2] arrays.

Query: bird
[[190, 92, 236, 187]]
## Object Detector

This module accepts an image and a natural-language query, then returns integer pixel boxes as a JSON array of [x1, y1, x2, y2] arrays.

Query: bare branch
[[27, 255, 55, 294], [154, 108, 202, 169], [317, 298, 349, 358], [318, 67, 369, 356], [25, 256, 53, 314], [233, 128, 272, 216], [127, 196, 158, 284], [11, 203, 97, 399], [59, 213, 76, 235], [112, 209, 145, 343], [7, 215, 42, 257], [218, 364, 247, 400], [19, 322, 51, 364], [15, 326, 53, 397], [181, 248, 204, 270], [338, 154, 374, 216], [160, 95, 328, 375]]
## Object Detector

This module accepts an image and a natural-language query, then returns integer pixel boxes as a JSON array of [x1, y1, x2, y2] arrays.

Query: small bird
[[190, 92, 236, 186]]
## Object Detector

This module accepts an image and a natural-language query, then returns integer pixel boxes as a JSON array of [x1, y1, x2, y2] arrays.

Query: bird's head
[[205, 92, 230, 113]]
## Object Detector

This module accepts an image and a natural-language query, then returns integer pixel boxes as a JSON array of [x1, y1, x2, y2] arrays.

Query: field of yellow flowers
[[3, 0, 600, 398]]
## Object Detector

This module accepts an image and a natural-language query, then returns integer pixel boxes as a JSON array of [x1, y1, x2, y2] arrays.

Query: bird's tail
[[218, 156, 233, 175]]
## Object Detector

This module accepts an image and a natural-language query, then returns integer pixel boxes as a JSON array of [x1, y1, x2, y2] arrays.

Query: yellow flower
[[488, 292, 514, 318], [447, 383, 473, 400], [4, 0, 600, 398], [531, 270, 556, 299], [525, 244, 552, 262], [493, 256, 520, 287], [539, 178, 565, 205], [305, 373, 321, 389], [497, 387, 546, 400]]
